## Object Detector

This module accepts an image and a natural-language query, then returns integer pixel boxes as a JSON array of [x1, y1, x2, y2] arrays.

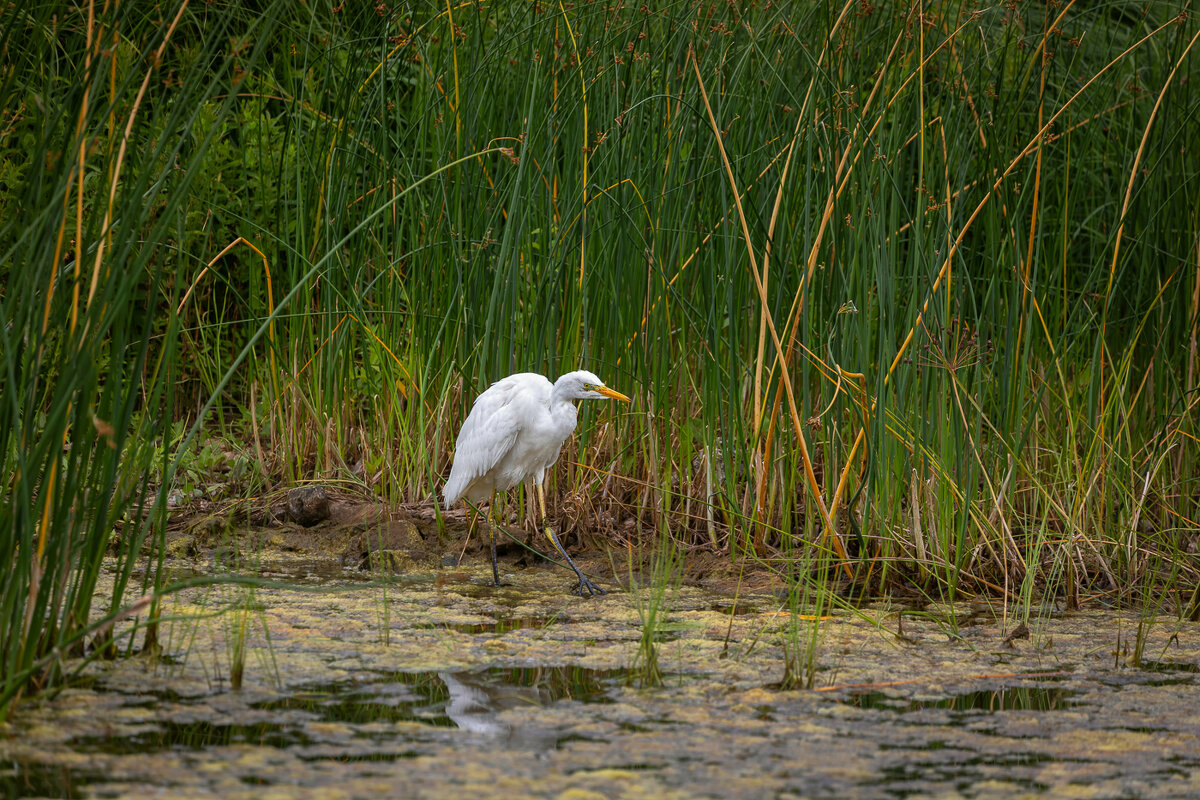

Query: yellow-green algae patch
[[4, 551, 1200, 799]]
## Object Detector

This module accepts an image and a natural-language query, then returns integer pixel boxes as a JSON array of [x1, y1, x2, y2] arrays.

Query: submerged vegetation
[[2, 0, 1199, 711]]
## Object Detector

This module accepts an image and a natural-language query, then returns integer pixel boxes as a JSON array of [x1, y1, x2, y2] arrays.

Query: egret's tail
[[441, 474, 465, 510]]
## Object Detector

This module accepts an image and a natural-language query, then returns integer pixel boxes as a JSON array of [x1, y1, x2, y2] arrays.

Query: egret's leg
[[487, 492, 500, 586], [537, 483, 605, 597]]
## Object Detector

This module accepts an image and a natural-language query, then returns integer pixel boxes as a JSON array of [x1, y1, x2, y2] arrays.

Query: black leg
[[489, 515, 500, 586], [535, 483, 604, 596], [486, 494, 501, 586], [466, 495, 502, 587], [545, 525, 605, 597]]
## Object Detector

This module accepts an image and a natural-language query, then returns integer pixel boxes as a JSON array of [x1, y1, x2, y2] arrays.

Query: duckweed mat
[[4, 555, 1200, 799]]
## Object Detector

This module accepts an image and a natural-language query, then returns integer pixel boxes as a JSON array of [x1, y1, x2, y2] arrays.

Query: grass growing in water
[[2, 0, 1199, 710], [627, 529, 684, 688]]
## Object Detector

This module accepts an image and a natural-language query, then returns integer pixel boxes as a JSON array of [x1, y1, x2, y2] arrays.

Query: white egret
[[442, 370, 630, 596]]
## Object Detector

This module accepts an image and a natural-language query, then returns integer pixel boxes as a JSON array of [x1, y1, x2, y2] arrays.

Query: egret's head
[[558, 370, 631, 403]]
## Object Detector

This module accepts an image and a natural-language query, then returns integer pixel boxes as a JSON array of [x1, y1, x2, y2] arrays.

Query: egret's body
[[443, 370, 629, 596]]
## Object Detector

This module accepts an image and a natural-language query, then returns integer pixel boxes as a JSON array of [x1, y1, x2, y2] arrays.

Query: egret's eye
[[583, 383, 598, 391]]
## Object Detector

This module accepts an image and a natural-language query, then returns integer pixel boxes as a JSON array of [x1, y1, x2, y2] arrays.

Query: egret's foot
[[573, 574, 607, 597], [543, 523, 605, 597]]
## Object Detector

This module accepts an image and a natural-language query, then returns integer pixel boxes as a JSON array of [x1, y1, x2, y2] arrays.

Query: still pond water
[[4, 557, 1200, 799]]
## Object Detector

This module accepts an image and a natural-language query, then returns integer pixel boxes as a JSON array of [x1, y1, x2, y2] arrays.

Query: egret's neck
[[549, 383, 580, 436]]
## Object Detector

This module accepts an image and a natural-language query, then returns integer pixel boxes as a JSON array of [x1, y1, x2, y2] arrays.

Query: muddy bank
[[163, 495, 749, 593]]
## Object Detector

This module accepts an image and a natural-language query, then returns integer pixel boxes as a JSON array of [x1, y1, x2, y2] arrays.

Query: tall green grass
[[0, 1, 285, 710], [3, 0, 1199, 710]]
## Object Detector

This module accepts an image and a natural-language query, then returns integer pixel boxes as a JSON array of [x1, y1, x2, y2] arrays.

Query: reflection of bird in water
[[442, 370, 630, 596], [440, 672, 508, 735], [439, 671, 560, 749]]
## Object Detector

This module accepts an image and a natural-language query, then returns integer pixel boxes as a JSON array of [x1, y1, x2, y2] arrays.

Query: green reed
[[0, 2, 292, 712], [3, 0, 1199, 710]]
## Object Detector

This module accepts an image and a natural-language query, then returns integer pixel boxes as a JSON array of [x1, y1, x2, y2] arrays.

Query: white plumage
[[442, 369, 630, 595], [443, 370, 624, 506]]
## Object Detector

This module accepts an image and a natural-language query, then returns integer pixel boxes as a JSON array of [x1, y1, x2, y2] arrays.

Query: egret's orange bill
[[597, 386, 631, 402]]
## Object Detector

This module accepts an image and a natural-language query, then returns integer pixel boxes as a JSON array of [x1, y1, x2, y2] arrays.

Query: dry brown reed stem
[[752, 64, 823, 430], [553, 3, 590, 287], [616, 143, 794, 369], [760, 6, 949, 548], [751, 5, 919, 556], [178, 237, 275, 324], [446, 0, 462, 150], [90, 594, 157, 643], [1014, 3, 1057, 379], [746, 0, 858, 555], [1095, 22, 1200, 545], [25, 0, 189, 669], [689, 47, 854, 577], [1105, 26, 1200, 305], [888, 14, 1178, 383], [92, 0, 190, 313], [835, 3, 1081, 393], [178, 237, 284, 434], [71, 0, 95, 334], [801, 7, 927, 300], [747, 92, 831, 542]]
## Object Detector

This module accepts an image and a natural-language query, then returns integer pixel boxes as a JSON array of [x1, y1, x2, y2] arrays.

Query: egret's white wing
[[442, 373, 553, 506]]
